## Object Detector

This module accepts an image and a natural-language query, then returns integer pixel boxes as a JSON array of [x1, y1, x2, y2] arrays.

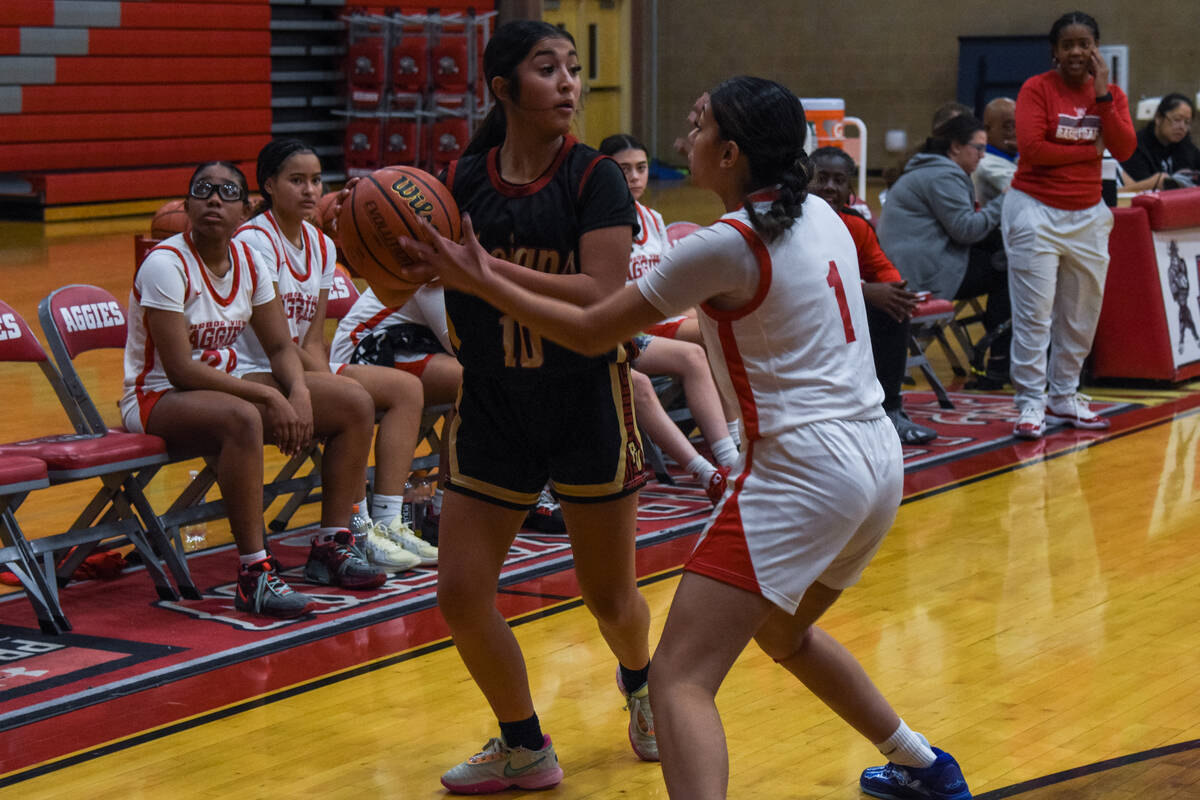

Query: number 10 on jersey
[[500, 315, 544, 368]]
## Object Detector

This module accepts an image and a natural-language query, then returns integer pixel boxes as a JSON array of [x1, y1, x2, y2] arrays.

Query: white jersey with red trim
[[635, 196, 883, 439], [232, 212, 335, 373], [328, 284, 452, 365], [120, 232, 275, 430], [626, 201, 670, 283]]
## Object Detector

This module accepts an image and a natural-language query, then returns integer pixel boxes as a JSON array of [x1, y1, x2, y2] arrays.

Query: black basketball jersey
[[443, 136, 636, 376]]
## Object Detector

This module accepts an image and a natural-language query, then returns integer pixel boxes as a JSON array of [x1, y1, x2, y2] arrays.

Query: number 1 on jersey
[[826, 261, 857, 344], [500, 315, 545, 368]]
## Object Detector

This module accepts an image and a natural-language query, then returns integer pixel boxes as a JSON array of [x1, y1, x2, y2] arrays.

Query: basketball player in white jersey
[[398, 78, 972, 800], [236, 139, 437, 571], [123, 161, 382, 619]]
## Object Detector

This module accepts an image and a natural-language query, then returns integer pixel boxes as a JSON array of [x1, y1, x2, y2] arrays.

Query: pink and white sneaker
[[1045, 393, 1110, 430], [440, 735, 563, 794]]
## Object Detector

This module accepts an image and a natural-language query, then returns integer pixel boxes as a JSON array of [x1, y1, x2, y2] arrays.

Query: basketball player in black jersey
[[426, 21, 656, 793]]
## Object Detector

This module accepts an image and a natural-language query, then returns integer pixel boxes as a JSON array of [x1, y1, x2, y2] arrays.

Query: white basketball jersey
[[637, 196, 884, 440], [626, 201, 670, 283], [232, 211, 335, 373], [329, 284, 452, 365], [121, 232, 275, 429]]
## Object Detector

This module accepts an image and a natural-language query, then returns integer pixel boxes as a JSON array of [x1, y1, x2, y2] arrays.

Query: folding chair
[[0, 298, 196, 631], [0, 455, 67, 633], [907, 298, 958, 409], [39, 284, 261, 560]]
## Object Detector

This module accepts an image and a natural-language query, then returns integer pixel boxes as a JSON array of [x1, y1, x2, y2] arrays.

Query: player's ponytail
[[464, 20, 577, 157], [253, 138, 315, 218], [708, 76, 809, 243]]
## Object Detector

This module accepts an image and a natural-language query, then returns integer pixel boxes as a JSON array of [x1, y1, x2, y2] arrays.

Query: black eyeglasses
[[189, 180, 244, 202]]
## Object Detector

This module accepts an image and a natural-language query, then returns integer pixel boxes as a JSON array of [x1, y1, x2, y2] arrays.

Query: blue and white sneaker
[[860, 747, 971, 800]]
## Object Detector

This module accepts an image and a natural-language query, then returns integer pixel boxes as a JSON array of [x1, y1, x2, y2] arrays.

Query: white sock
[[876, 720, 935, 768], [312, 525, 346, 542], [239, 550, 268, 567], [726, 419, 742, 448], [371, 493, 405, 527], [710, 436, 739, 468], [686, 455, 717, 483]]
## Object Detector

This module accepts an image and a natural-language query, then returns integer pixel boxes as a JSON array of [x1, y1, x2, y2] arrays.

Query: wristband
[[1095, 91, 1113, 103]]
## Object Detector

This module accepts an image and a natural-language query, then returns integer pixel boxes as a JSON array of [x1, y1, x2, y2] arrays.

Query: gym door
[[542, 0, 628, 146]]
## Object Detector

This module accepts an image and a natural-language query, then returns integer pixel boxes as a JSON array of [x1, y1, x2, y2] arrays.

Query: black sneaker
[[525, 488, 566, 534], [304, 529, 387, 589], [886, 409, 937, 445], [235, 559, 315, 618]]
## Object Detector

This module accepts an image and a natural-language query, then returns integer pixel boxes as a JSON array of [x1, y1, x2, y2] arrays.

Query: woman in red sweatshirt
[[1003, 10, 1135, 440]]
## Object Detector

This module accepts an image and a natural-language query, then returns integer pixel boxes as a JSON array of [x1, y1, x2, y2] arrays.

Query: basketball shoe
[[376, 515, 438, 566], [705, 466, 730, 506], [1045, 392, 1110, 429], [363, 522, 421, 572], [525, 487, 566, 533], [304, 529, 387, 589], [616, 669, 659, 761], [440, 735, 563, 794], [1013, 406, 1045, 440], [235, 559, 315, 618], [860, 747, 972, 799]]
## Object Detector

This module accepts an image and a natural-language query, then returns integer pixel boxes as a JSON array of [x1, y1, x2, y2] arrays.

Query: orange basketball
[[150, 199, 189, 240], [314, 191, 340, 242], [336, 166, 462, 291]]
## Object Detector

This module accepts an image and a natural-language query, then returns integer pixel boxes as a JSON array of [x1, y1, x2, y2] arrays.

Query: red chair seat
[[912, 298, 955, 318], [0, 431, 167, 473], [0, 455, 49, 489]]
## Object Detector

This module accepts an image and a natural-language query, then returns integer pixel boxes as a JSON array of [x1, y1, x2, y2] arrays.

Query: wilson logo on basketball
[[389, 176, 436, 220], [0, 313, 21, 341], [58, 302, 125, 333]]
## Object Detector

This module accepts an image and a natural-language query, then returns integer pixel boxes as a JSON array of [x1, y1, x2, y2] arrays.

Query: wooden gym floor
[[0, 182, 1198, 798]]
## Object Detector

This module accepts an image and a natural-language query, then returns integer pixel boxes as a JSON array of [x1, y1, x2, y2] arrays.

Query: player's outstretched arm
[[405, 215, 662, 355]]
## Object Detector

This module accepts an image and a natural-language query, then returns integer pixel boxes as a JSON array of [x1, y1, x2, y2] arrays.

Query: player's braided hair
[[464, 21, 577, 157], [252, 138, 316, 218], [708, 76, 810, 243], [1049, 10, 1099, 46]]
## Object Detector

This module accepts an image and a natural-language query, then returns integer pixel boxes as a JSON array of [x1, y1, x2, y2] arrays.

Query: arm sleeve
[[1016, 78, 1099, 167], [134, 252, 188, 312], [635, 223, 758, 317], [1098, 86, 1137, 162], [413, 285, 454, 353], [577, 157, 637, 236], [842, 212, 902, 283]]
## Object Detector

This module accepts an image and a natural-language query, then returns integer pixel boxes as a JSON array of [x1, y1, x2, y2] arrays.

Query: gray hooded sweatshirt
[[877, 152, 1004, 300]]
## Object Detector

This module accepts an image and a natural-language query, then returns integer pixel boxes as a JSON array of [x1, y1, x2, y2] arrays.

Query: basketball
[[150, 199, 189, 240], [314, 191, 340, 242], [336, 165, 462, 291]]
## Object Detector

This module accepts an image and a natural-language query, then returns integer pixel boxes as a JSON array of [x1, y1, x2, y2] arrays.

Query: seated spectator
[[1120, 93, 1200, 192], [878, 113, 1012, 385], [235, 139, 436, 572], [974, 97, 1019, 205], [123, 161, 383, 619], [329, 284, 466, 535], [600, 133, 740, 496], [810, 147, 936, 445]]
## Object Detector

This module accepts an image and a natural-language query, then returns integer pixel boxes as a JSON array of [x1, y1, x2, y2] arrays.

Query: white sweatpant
[[1001, 188, 1113, 411]]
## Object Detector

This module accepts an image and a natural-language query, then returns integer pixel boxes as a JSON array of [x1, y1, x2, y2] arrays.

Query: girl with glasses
[[1119, 93, 1200, 192], [120, 161, 381, 618], [878, 112, 1012, 386]]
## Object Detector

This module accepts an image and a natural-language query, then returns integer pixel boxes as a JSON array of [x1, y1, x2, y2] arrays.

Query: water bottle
[[421, 487, 443, 546], [402, 473, 434, 531], [349, 503, 372, 549], [181, 470, 209, 552]]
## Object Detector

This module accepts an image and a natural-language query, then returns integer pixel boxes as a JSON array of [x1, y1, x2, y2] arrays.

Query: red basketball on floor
[[150, 199, 189, 240], [336, 165, 462, 291]]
